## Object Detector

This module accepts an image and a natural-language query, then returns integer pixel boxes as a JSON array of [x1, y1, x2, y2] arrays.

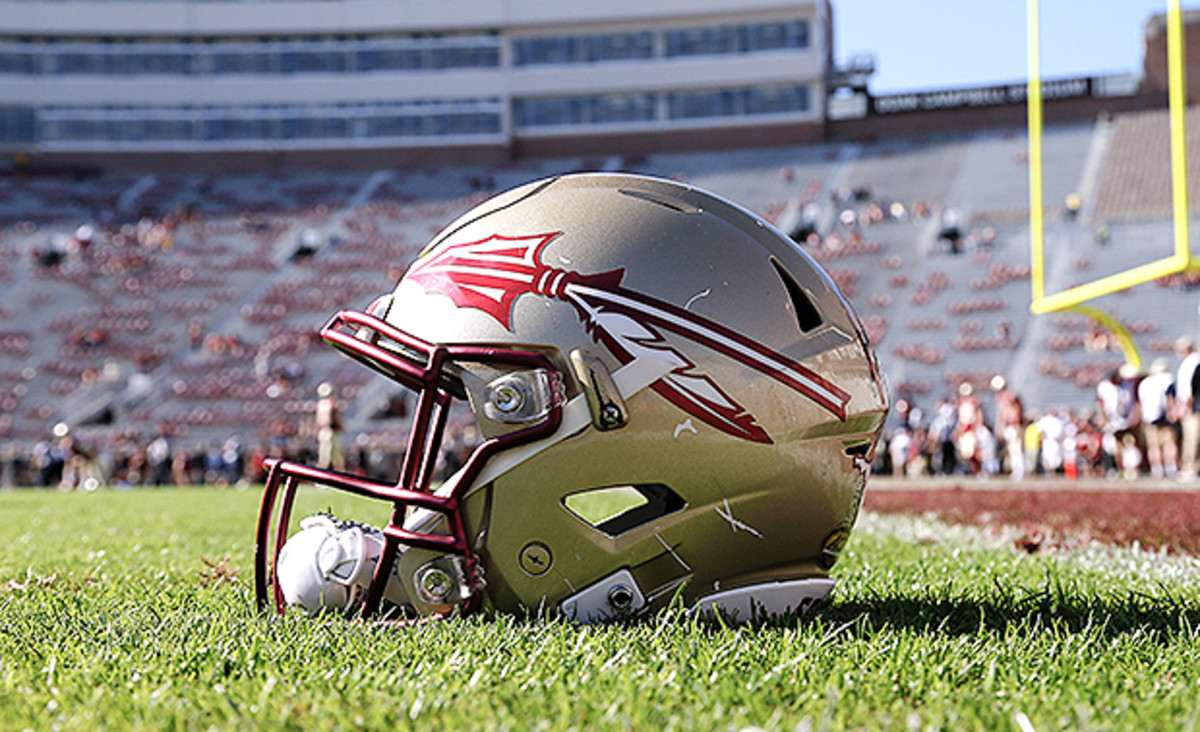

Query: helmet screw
[[492, 384, 523, 413], [600, 404, 623, 428], [607, 584, 634, 610], [419, 567, 453, 600], [518, 542, 552, 576]]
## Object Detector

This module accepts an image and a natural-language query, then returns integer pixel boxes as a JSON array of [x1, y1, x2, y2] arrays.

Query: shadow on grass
[[815, 581, 1200, 642]]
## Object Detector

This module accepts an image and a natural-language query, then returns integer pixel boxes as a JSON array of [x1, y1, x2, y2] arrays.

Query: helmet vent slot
[[843, 441, 871, 458], [771, 258, 823, 333], [617, 187, 703, 214], [564, 484, 685, 536]]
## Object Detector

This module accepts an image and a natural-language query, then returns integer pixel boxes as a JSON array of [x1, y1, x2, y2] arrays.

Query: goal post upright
[[1027, 0, 1194, 370]]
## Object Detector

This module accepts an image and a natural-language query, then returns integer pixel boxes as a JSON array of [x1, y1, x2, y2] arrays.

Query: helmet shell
[[379, 173, 888, 617]]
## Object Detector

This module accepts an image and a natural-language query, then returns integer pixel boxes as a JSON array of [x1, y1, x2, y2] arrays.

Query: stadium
[[0, 0, 1197, 484], [3, 1, 1200, 730]]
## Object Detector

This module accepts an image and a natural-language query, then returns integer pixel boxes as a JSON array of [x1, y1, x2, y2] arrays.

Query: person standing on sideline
[[1096, 367, 1137, 477], [991, 375, 1026, 480], [315, 382, 345, 471], [1175, 337, 1200, 480], [1138, 358, 1177, 478]]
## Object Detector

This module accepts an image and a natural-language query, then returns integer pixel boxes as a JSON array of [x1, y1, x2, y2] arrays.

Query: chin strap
[[275, 512, 484, 620], [276, 514, 402, 616]]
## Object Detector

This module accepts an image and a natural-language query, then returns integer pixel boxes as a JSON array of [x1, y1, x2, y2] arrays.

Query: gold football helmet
[[256, 173, 888, 623]]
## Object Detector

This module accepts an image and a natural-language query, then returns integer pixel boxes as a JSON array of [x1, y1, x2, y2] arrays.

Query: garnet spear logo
[[407, 233, 850, 443]]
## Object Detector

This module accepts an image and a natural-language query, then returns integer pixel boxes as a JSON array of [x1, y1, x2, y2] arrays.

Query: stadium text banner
[[871, 78, 1091, 116]]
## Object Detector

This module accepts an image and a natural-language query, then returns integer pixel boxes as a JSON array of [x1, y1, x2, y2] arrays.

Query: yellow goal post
[[1027, 0, 1198, 368]]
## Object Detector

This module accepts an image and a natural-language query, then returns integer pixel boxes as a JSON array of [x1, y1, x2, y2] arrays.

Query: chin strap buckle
[[413, 555, 482, 606]]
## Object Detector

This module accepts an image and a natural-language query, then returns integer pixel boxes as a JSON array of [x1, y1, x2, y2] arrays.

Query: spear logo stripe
[[408, 233, 851, 443]]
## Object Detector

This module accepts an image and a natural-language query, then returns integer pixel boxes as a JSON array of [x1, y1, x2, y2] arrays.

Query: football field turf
[[3, 486, 1199, 731]]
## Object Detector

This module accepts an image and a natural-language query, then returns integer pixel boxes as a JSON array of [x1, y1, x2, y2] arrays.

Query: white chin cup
[[276, 515, 387, 615], [692, 578, 834, 624]]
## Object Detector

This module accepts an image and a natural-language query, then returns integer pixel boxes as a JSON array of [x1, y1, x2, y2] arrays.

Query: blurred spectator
[[222, 435, 246, 485], [56, 424, 103, 491], [887, 426, 912, 477], [952, 382, 983, 475], [1036, 408, 1066, 475], [1073, 410, 1104, 478], [1, 444, 23, 487], [1137, 358, 1178, 478], [1024, 417, 1043, 475], [315, 381, 345, 471], [32, 436, 65, 487], [991, 375, 1026, 480], [1175, 337, 1200, 480], [1121, 434, 1143, 479], [928, 398, 957, 475], [146, 425, 173, 487], [1096, 366, 1138, 477]]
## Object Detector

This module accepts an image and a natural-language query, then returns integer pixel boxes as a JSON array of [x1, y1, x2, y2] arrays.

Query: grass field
[[3, 486, 1200, 731]]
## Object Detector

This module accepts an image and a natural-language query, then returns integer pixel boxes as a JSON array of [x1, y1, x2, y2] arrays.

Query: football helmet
[[256, 173, 889, 623]]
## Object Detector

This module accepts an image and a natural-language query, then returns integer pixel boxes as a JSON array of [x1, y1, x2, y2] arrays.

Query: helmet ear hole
[[771, 258, 823, 333], [564, 484, 685, 536]]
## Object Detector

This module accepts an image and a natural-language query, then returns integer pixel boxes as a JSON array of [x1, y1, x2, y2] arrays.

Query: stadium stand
[[2, 111, 1200, 485]]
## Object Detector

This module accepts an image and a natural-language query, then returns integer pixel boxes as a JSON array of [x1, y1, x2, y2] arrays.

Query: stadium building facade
[[0, 0, 830, 168]]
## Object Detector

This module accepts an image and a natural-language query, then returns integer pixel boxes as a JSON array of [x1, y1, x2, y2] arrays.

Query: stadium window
[[142, 118, 195, 142], [513, 36, 584, 66], [363, 115, 388, 138], [515, 93, 658, 129], [138, 50, 192, 76], [747, 87, 783, 114], [512, 40, 529, 66], [211, 49, 273, 75], [667, 85, 810, 120], [432, 43, 499, 70], [366, 113, 418, 139], [354, 47, 380, 72], [54, 51, 92, 75], [665, 25, 738, 57], [712, 25, 740, 54], [790, 20, 811, 49], [109, 48, 135, 75], [115, 118, 144, 142], [0, 45, 36, 74], [60, 118, 99, 142], [588, 32, 654, 63], [356, 46, 420, 72], [514, 98, 564, 128], [593, 93, 656, 123], [793, 85, 811, 112], [748, 22, 787, 52], [667, 90, 714, 119], [663, 19, 809, 58], [431, 46, 460, 70], [201, 116, 277, 141], [282, 116, 343, 140], [664, 28, 705, 57], [280, 50, 302, 73], [443, 111, 494, 136], [200, 117, 225, 141], [513, 100, 529, 127], [0, 107, 36, 143]]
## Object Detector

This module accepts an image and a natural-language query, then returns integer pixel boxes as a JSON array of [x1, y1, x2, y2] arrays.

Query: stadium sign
[[870, 77, 1092, 115]]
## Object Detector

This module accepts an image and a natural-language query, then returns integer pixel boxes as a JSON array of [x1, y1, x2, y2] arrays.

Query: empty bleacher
[[1, 113, 1197, 461]]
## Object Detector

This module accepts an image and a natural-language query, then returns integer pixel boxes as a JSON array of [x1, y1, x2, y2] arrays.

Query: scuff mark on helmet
[[715, 498, 764, 539]]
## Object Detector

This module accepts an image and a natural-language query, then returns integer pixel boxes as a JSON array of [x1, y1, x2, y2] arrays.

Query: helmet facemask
[[255, 307, 564, 621]]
